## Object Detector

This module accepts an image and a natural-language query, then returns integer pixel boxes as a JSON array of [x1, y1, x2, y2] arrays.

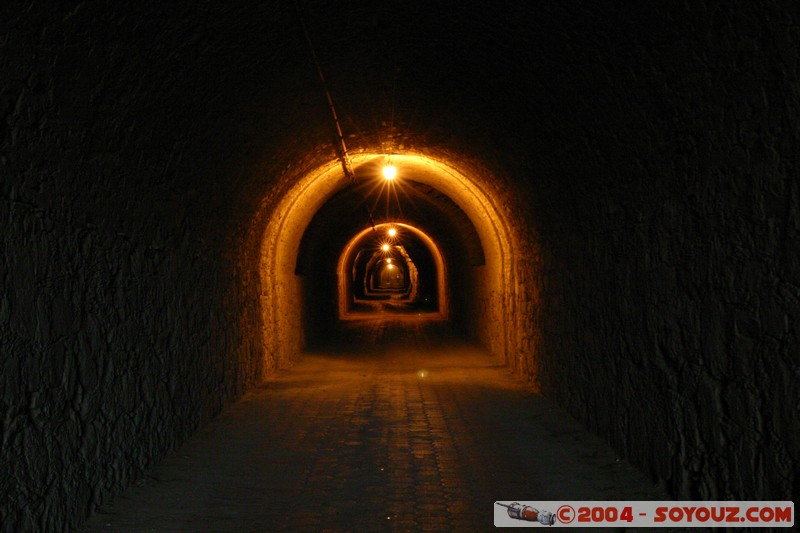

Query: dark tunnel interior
[[2, 1, 798, 529], [296, 169, 483, 343]]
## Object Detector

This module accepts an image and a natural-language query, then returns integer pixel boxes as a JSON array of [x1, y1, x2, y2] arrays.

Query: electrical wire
[[295, 0, 378, 229], [295, 0, 354, 183]]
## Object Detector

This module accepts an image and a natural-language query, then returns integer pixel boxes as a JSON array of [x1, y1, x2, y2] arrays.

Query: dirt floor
[[80, 319, 686, 532]]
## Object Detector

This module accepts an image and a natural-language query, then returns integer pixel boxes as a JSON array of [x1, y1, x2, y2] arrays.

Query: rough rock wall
[[530, 2, 799, 500], [0, 4, 274, 529]]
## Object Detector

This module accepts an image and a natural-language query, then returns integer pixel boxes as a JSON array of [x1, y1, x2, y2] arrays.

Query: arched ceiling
[[296, 174, 484, 275]]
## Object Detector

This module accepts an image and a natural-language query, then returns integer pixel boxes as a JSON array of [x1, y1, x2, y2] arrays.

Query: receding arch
[[336, 222, 449, 319], [258, 151, 532, 377]]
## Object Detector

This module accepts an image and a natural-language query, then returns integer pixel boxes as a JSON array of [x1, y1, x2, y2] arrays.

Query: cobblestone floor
[[81, 319, 676, 532]]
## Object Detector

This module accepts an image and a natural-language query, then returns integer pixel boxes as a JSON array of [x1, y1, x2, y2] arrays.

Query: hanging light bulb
[[382, 165, 397, 180], [387, 227, 397, 237]]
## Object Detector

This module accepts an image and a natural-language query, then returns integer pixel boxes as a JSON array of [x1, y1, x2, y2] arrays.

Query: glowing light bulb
[[386, 258, 392, 263], [382, 165, 397, 180], [387, 228, 397, 237], [381, 244, 390, 251], [387, 264, 394, 270]]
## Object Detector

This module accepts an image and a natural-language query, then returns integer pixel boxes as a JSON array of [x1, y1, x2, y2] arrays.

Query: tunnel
[[269, 154, 518, 360], [2, 1, 798, 530], [334, 222, 447, 317]]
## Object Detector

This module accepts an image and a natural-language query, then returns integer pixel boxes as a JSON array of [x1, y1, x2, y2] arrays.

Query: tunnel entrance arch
[[337, 223, 448, 319], [258, 152, 529, 374]]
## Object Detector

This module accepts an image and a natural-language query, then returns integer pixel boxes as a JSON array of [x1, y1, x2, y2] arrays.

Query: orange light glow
[[387, 264, 394, 270], [264, 152, 525, 381], [382, 165, 397, 180], [387, 228, 397, 237], [381, 244, 390, 251]]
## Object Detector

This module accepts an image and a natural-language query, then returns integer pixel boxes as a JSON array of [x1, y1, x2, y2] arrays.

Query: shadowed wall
[[1, 1, 797, 530]]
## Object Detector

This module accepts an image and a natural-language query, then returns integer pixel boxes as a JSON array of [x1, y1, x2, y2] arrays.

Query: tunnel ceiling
[[296, 174, 484, 275]]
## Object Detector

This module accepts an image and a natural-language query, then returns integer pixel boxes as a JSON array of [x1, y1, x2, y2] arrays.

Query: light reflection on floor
[[82, 319, 673, 532]]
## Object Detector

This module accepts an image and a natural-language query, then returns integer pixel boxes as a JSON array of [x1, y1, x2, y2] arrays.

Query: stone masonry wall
[[0, 4, 276, 529], [529, 1, 799, 500]]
